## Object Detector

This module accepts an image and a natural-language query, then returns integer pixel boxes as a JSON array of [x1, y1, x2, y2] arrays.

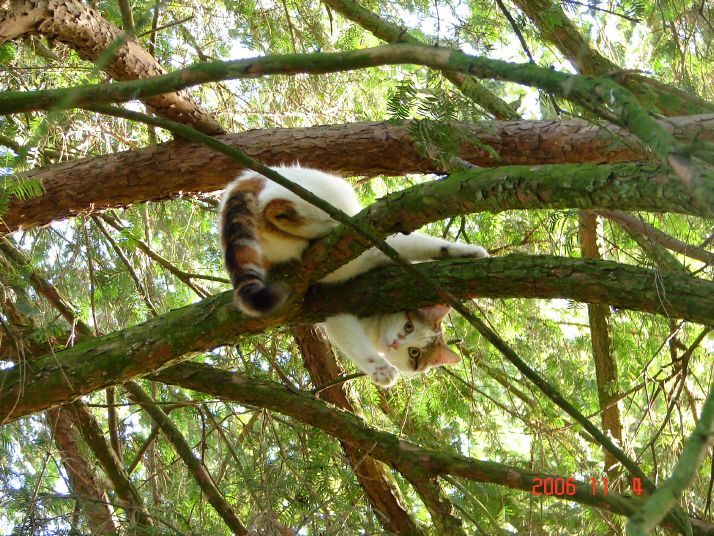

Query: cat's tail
[[219, 177, 289, 316]]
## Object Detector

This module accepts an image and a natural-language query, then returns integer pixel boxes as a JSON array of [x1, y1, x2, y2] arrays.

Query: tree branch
[[5, 115, 714, 234], [1, 255, 713, 423], [154, 361, 714, 535], [0, 44, 702, 172], [0, 0, 223, 134], [124, 381, 248, 535], [321, 0, 519, 119], [292, 325, 424, 535]]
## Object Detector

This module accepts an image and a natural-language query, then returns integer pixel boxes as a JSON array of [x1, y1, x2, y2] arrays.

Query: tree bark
[[579, 212, 623, 483], [47, 406, 119, 535], [65, 400, 153, 530], [5, 114, 714, 234], [292, 325, 425, 535], [0, 0, 223, 134], [2, 255, 714, 423]]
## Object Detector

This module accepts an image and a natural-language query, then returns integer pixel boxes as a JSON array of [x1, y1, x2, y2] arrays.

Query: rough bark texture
[[579, 212, 623, 482], [5, 113, 714, 234], [47, 406, 119, 535], [124, 381, 248, 535], [2, 256, 714, 423], [153, 362, 713, 535], [292, 325, 424, 535], [0, 0, 223, 134]]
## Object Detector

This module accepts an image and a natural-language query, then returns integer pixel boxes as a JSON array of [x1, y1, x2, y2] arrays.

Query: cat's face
[[379, 305, 460, 376]]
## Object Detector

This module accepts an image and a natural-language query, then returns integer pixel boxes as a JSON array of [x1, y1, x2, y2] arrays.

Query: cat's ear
[[431, 345, 461, 367], [418, 304, 451, 323]]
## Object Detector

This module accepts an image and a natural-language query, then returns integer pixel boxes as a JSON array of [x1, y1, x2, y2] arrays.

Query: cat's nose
[[389, 340, 399, 349]]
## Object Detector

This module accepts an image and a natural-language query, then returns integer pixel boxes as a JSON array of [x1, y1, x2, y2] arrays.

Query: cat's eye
[[404, 321, 414, 333], [408, 347, 420, 359]]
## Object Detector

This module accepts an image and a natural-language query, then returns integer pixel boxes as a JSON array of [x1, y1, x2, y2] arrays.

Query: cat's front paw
[[370, 364, 399, 388], [439, 243, 489, 259]]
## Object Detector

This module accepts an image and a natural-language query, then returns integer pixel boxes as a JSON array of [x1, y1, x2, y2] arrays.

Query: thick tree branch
[[0, 0, 223, 134], [5, 115, 713, 234], [0, 44, 702, 171], [1, 255, 713, 423], [294, 162, 712, 285]]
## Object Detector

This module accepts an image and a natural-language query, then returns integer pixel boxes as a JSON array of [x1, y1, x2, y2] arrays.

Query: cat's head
[[379, 305, 460, 376]]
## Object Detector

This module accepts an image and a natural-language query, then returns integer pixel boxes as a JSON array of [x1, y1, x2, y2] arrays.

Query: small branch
[[311, 372, 365, 394], [561, 0, 641, 23], [91, 216, 159, 316], [406, 475, 467, 535], [101, 213, 211, 297], [627, 381, 714, 535], [117, 0, 136, 36], [124, 381, 248, 535], [599, 210, 714, 266]]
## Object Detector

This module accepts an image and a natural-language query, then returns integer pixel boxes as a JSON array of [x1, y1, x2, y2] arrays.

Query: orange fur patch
[[232, 246, 261, 268]]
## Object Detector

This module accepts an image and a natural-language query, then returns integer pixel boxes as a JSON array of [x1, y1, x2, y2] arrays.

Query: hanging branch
[[91, 216, 160, 316]]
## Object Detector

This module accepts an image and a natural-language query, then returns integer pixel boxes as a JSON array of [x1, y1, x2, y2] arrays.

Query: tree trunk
[[579, 212, 623, 483], [293, 325, 425, 535], [47, 406, 119, 535]]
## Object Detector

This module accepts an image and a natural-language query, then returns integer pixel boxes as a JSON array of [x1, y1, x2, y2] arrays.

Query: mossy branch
[[1, 44, 707, 179], [1, 255, 713, 423], [154, 361, 713, 535]]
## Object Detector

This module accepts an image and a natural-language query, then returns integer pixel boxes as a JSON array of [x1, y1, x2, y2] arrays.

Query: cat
[[219, 165, 488, 386]]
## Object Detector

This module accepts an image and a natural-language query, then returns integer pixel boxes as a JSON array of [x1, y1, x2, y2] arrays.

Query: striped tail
[[219, 177, 289, 316]]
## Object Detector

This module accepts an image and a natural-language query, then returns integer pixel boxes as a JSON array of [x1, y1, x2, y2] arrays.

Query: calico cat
[[219, 165, 488, 386]]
